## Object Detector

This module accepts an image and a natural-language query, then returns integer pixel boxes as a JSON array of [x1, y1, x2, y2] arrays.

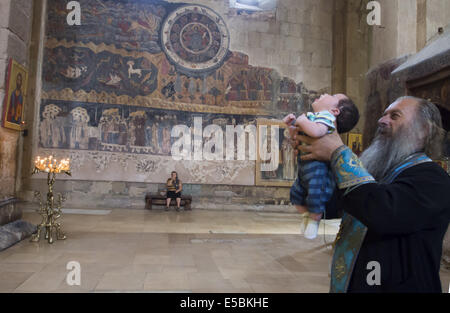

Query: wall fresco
[[39, 0, 319, 184], [39, 99, 258, 156], [46, 0, 171, 54]]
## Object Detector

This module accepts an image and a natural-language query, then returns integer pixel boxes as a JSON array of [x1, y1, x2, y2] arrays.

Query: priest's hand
[[293, 131, 345, 162]]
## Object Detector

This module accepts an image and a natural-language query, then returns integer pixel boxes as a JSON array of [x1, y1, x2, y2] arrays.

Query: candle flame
[[33, 156, 70, 173]]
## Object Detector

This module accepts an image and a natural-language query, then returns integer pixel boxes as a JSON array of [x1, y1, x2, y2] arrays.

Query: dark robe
[[335, 162, 450, 292]]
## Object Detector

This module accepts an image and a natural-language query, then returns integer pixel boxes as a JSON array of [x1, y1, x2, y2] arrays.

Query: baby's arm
[[296, 114, 329, 138], [283, 114, 299, 140], [283, 113, 296, 126]]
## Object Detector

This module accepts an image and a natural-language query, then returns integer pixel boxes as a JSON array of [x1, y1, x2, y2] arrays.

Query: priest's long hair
[[360, 97, 444, 181]]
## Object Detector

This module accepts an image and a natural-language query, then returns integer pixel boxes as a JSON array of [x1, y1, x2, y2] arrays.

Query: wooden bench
[[145, 193, 192, 210]]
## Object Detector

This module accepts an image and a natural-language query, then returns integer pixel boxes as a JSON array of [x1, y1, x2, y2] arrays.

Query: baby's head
[[311, 94, 359, 133]]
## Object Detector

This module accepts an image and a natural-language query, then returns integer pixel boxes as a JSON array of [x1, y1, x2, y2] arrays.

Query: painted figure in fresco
[[188, 77, 196, 96], [99, 116, 108, 143], [127, 61, 142, 78], [129, 111, 147, 146], [145, 119, 153, 148], [248, 70, 259, 101], [281, 130, 296, 180], [162, 81, 176, 98], [161, 126, 171, 155], [284, 94, 359, 240], [152, 121, 160, 153], [99, 109, 127, 146], [129, 123, 136, 146], [256, 73, 265, 101], [240, 71, 249, 101], [99, 71, 123, 88], [40, 104, 66, 149], [109, 115, 118, 144], [70, 107, 90, 150], [7, 73, 24, 124], [118, 118, 128, 146], [260, 130, 279, 179], [128, 11, 160, 35], [61, 65, 87, 79], [260, 71, 273, 100], [226, 74, 241, 101]]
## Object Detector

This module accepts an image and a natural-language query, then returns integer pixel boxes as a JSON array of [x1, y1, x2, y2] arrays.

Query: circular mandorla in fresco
[[161, 4, 230, 75]]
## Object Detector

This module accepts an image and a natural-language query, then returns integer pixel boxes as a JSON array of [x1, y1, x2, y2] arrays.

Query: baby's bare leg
[[295, 205, 308, 214], [309, 212, 323, 221]]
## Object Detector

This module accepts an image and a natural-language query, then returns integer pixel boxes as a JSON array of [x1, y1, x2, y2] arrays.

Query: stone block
[[15, 0, 34, 16], [6, 32, 28, 66], [112, 182, 127, 194], [91, 181, 112, 194], [285, 36, 303, 51], [0, 28, 9, 60], [247, 31, 261, 48], [267, 20, 280, 35], [265, 48, 277, 65], [289, 23, 302, 38], [53, 180, 74, 193], [214, 190, 237, 197], [21, 178, 46, 193], [300, 52, 312, 66], [248, 21, 270, 33], [287, 8, 298, 23], [251, 47, 268, 64], [271, 49, 290, 66], [280, 22, 290, 36], [9, 0, 32, 43], [260, 33, 276, 49], [298, 24, 312, 39], [129, 185, 148, 198], [276, 5, 288, 22], [73, 181, 93, 193], [311, 52, 321, 66], [0, 1, 11, 28], [289, 51, 302, 66]]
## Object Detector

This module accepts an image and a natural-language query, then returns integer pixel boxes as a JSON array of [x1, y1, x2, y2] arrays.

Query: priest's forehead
[[384, 97, 419, 117]]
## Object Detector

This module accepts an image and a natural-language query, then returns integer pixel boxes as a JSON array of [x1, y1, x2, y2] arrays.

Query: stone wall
[[332, 0, 450, 143], [364, 0, 450, 145], [0, 0, 34, 199], [21, 178, 295, 211], [18, 0, 334, 210], [369, 0, 450, 68], [169, 0, 333, 91]]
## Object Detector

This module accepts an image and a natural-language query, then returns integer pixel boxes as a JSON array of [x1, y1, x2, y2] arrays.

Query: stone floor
[[0, 208, 449, 293]]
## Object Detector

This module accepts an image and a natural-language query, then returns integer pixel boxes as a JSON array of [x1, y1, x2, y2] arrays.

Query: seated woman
[[166, 171, 183, 211]]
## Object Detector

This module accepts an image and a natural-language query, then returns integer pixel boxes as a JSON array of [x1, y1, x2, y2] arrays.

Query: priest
[[293, 96, 450, 293]]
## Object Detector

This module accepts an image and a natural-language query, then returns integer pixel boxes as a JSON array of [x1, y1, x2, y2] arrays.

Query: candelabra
[[31, 156, 71, 244]]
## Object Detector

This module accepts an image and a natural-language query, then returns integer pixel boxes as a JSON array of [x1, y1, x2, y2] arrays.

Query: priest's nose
[[378, 115, 389, 127]]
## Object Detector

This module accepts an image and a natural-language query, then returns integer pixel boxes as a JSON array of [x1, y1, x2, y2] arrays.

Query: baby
[[283, 94, 359, 239]]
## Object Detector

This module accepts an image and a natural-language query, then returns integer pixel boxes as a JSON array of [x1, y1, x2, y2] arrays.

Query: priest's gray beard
[[359, 124, 424, 181]]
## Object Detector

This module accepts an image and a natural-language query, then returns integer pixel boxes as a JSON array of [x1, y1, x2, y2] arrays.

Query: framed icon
[[347, 133, 363, 156], [2, 59, 28, 131]]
